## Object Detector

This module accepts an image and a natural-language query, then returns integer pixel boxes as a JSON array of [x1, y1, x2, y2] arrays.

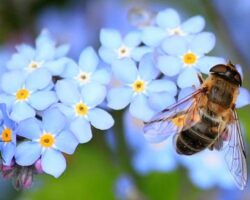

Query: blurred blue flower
[[124, 111, 177, 174], [180, 150, 235, 189], [157, 32, 225, 88], [107, 55, 177, 121], [55, 79, 114, 143], [0, 104, 16, 166], [61, 47, 111, 87], [99, 29, 152, 64], [141, 8, 205, 47], [7, 30, 69, 76], [15, 108, 78, 178], [0, 70, 57, 122]]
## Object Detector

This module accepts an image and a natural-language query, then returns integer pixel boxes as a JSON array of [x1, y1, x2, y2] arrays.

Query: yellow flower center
[[39, 134, 55, 148], [168, 27, 185, 36], [75, 102, 89, 116], [117, 46, 131, 58], [172, 114, 186, 127], [16, 88, 30, 101], [132, 80, 146, 93], [182, 52, 197, 65], [1, 128, 12, 142]]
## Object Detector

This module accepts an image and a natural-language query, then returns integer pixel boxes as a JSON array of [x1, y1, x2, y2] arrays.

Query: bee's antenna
[[227, 60, 236, 68]]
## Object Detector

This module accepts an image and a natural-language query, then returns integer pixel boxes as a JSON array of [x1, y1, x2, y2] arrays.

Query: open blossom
[[15, 108, 78, 178], [55, 79, 114, 143], [157, 32, 225, 88], [142, 8, 205, 47], [99, 28, 152, 64], [107, 55, 177, 121]]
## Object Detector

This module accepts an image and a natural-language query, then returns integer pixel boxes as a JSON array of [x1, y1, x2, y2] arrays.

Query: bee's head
[[209, 62, 242, 86]]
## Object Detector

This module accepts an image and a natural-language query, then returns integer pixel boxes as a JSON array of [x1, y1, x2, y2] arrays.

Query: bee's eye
[[210, 65, 227, 73], [234, 74, 242, 86]]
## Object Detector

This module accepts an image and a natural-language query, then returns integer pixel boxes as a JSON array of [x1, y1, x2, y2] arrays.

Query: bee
[[144, 62, 247, 190]]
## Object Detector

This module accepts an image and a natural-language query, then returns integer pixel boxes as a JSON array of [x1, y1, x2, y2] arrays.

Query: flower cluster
[[0, 6, 250, 192], [0, 30, 114, 189]]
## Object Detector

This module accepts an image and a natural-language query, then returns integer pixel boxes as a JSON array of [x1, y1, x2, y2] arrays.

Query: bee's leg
[[197, 73, 204, 84]]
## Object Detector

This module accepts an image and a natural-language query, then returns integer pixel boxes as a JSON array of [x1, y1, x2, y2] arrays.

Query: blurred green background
[[1, 0, 250, 199]]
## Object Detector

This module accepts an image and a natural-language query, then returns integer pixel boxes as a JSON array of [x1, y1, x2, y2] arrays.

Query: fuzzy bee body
[[144, 62, 247, 190]]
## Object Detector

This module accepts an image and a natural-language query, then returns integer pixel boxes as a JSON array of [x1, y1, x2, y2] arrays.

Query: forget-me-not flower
[[0, 70, 57, 122], [99, 29, 152, 64], [7, 30, 70, 77], [55, 79, 114, 143], [0, 104, 16, 166], [107, 54, 177, 121], [142, 8, 205, 47], [61, 46, 111, 88], [157, 32, 225, 88], [15, 108, 78, 178]]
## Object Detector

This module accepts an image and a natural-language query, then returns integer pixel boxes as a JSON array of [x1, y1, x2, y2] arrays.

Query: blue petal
[[17, 118, 42, 139], [58, 58, 78, 78], [178, 87, 195, 100], [16, 44, 35, 60], [190, 32, 216, 54], [43, 108, 67, 135], [148, 92, 176, 111], [156, 8, 180, 29], [177, 68, 200, 88], [138, 54, 159, 81], [141, 27, 166, 47], [112, 58, 137, 83], [7, 53, 30, 70], [100, 29, 122, 48], [98, 47, 117, 64], [79, 47, 99, 72], [124, 31, 141, 47], [15, 141, 42, 166], [55, 80, 80, 105], [92, 68, 111, 85], [162, 36, 188, 55], [197, 56, 226, 74], [88, 108, 114, 130], [81, 83, 106, 107], [26, 68, 51, 91], [10, 102, 35, 122], [236, 88, 250, 108], [129, 95, 155, 121], [107, 87, 133, 110], [181, 16, 205, 34], [131, 46, 152, 62], [1, 71, 25, 94], [41, 149, 66, 178], [148, 80, 177, 96], [55, 130, 78, 154], [70, 117, 92, 143], [43, 57, 69, 76], [35, 42, 55, 61], [157, 56, 182, 76], [54, 44, 70, 58], [29, 91, 58, 110], [2, 143, 16, 166], [55, 103, 75, 120]]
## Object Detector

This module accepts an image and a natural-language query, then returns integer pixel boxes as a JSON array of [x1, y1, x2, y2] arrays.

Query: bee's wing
[[143, 87, 206, 143], [223, 110, 247, 190]]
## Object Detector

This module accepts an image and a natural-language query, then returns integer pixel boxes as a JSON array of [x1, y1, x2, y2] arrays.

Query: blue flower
[[0, 70, 57, 122], [61, 47, 111, 87], [7, 30, 69, 76], [180, 150, 235, 189], [55, 79, 114, 143], [157, 32, 225, 88], [107, 55, 177, 121], [124, 111, 177, 174], [0, 104, 16, 166], [15, 108, 78, 178], [142, 8, 205, 47], [99, 29, 152, 64]]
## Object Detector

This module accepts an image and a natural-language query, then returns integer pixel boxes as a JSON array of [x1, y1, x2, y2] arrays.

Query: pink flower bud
[[34, 159, 43, 174]]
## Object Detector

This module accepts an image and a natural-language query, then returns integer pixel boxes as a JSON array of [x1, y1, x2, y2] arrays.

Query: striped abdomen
[[176, 109, 220, 155]]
